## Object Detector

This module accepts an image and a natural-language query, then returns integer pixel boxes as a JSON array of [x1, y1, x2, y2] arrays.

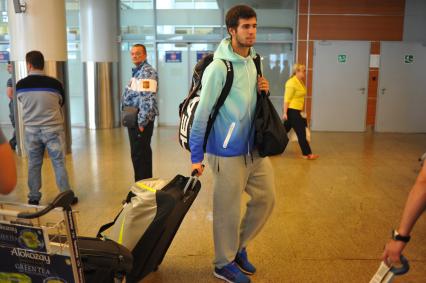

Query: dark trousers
[[284, 108, 312, 156], [127, 120, 154, 181], [8, 100, 16, 149]]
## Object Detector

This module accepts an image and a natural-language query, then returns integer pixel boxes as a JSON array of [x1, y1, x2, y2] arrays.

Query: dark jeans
[[8, 100, 16, 149], [127, 120, 154, 181], [284, 108, 312, 156]]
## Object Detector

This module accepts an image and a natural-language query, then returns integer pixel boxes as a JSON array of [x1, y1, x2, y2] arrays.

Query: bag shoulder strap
[[253, 53, 262, 76], [97, 207, 123, 238], [203, 59, 234, 151], [96, 191, 135, 238]]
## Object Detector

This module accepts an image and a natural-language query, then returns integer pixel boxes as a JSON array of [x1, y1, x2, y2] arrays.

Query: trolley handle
[[391, 255, 410, 275], [17, 190, 75, 219]]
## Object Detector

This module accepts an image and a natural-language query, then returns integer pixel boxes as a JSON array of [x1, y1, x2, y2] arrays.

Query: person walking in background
[[0, 128, 17, 195], [16, 51, 77, 205], [283, 63, 319, 160], [121, 44, 158, 181], [190, 5, 275, 283], [382, 162, 426, 265], [6, 61, 16, 150]]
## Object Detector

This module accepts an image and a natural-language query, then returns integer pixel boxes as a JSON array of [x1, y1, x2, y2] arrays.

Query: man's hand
[[282, 113, 288, 121], [257, 76, 269, 94], [139, 126, 144, 132], [192, 163, 204, 177], [382, 240, 406, 266]]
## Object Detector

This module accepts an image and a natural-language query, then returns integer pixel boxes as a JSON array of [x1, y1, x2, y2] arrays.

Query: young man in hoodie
[[189, 5, 275, 283]]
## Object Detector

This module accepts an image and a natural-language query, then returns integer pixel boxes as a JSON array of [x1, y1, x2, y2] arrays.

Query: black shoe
[[28, 199, 39, 205], [71, 196, 79, 205]]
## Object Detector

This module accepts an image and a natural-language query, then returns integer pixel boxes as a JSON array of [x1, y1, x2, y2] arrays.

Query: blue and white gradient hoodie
[[121, 60, 159, 127], [190, 38, 259, 163]]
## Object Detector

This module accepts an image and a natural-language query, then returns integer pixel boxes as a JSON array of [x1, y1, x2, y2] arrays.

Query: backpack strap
[[203, 59, 234, 151]]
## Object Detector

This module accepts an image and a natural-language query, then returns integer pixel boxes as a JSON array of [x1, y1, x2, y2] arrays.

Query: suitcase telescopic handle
[[17, 190, 75, 219], [191, 164, 205, 177]]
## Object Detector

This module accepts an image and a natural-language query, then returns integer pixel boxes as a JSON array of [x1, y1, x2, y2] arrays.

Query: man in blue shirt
[[121, 44, 158, 181], [16, 51, 76, 205]]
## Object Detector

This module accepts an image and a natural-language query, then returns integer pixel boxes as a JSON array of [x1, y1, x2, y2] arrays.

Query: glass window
[[256, 43, 294, 117], [120, 0, 155, 42], [157, 0, 218, 9], [156, 0, 222, 41], [0, 1, 11, 126], [0, 44, 10, 126], [66, 1, 85, 126]]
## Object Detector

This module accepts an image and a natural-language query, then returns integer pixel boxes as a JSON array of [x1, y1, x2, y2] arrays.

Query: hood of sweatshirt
[[213, 38, 257, 63]]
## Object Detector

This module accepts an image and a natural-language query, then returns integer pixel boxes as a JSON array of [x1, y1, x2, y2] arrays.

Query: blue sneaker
[[235, 248, 256, 275], [213, 262, 251, 283]]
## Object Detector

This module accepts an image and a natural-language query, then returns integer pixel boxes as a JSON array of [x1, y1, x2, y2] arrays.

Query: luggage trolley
[[0, 190, 85, 283], [0, 191, 133, 283]]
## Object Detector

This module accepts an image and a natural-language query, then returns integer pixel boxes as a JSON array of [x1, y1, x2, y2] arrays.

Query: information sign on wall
[[0, 51, 10, 63], [196, 51, 212, 62], [165, 51, 182, 63], [404, 55, 414, 64], [338, 54, 347, 63]]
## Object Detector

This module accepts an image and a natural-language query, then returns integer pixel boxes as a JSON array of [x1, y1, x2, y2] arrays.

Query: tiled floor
[[1, 126, 425, 282]]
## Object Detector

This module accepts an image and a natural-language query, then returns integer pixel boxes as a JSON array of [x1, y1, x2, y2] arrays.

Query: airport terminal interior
[[1, 0, 426, 282]]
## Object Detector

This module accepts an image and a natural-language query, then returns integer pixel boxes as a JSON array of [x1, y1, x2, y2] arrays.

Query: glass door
[[157, 42, 217, 126], [255, 43, 294, 117]]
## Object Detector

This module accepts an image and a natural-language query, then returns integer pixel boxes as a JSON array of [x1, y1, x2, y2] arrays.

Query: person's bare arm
[[6, 87, 13, 100], [382, 163, 426, 264], [0, 143, 17, 194], [398, 164, 426, 235]]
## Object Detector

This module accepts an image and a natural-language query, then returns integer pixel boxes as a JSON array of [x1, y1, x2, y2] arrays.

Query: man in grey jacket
[[16, 50, 76, 205]]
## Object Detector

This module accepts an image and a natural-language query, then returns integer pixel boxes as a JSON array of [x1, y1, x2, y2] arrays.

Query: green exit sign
[[404, 55, 414, 64], [338, 54, 347, 63]]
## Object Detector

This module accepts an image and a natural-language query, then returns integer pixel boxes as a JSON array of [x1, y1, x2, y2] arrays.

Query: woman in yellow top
[[283, 64, 318, 160]]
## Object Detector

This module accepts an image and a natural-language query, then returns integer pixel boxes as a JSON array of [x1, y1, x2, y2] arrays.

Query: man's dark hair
[[25, 51, 44, 70], [132, 44, 147, 54], [226, 5, 257, 36]]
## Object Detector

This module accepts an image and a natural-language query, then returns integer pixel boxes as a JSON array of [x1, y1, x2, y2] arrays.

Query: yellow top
[[284, 76, 306, 110]]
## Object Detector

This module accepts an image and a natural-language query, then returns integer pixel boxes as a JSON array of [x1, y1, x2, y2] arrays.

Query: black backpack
[[178, 54, 233, 151]]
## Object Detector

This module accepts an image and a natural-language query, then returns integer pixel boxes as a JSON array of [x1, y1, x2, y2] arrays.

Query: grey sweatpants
[[207, 152, 276, 268]]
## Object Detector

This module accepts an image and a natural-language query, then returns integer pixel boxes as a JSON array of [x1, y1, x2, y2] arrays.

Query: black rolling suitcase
[[78, 237, 133, 283], [50, 234, 134, 283], [98, 174, 201, 283], [134, 174, 201, 281]]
